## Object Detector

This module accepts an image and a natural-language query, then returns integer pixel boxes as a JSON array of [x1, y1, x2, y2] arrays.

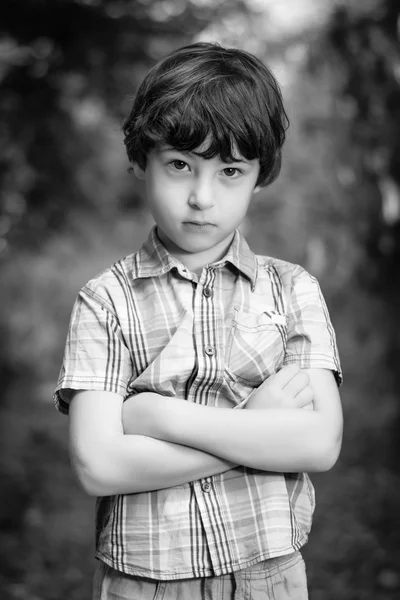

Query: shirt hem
[[95, 536, 308, 580]]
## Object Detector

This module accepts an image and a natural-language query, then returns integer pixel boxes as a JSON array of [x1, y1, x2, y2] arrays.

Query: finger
[[284, 370, 310, 397], [271, 364, 301, 388], [290, 385, 314, 409]]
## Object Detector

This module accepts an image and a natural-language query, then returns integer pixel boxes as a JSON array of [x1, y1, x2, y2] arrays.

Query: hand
[[245, 364, 314, 411]]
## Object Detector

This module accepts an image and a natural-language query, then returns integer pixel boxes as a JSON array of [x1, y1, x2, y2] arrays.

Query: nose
[[188, 177, 216, 210]]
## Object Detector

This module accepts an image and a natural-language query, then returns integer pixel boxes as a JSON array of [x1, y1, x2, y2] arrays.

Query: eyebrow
[[159, 146, 251, 165]]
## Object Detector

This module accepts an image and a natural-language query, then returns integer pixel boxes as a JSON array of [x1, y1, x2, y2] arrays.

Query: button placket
[[202, 271, 216, 359]]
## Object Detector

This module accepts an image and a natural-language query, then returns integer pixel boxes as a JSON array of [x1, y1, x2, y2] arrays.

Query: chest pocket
[[225, 308, 287, 385]]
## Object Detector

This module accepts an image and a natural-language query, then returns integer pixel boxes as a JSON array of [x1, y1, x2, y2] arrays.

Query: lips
[[184, 221, 215, 226]]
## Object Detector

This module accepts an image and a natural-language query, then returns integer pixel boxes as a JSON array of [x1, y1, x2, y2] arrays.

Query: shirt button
[[203, 287, 212, 298], [202, 482, 211, 493], [204, 345, 215, 356]]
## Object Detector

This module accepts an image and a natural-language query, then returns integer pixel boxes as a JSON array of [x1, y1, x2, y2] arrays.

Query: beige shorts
[[93, 551, 308, 599]]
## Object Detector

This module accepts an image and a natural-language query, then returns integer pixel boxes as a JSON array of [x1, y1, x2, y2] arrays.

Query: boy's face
[[133, 142, 261, 269]]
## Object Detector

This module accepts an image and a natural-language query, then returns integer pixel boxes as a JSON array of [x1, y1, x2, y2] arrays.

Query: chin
[[181, 241, 215, 253]]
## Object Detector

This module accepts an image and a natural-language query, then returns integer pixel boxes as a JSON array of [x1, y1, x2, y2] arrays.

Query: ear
[[253, 185, 262, 195], [132, 162, 146, 180]]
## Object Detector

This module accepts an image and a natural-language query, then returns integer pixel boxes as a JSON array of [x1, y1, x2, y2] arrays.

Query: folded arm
[[127, 367, 343, 473], [68, 365, 342, 496], [68, 390, 235, 497]]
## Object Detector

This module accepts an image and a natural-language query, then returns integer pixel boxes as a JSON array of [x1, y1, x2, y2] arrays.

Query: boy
[[55, 43, 343, 599]]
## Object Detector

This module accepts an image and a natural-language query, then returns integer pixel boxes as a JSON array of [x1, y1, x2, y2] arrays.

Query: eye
[[170, 160, 189, 171], [223, 167, 240, 178]]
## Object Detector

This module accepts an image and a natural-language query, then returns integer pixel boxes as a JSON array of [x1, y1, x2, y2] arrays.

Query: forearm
[[133, 396, 341, 473], [76, 434, 235, 497], [69, 390, 236, 498]]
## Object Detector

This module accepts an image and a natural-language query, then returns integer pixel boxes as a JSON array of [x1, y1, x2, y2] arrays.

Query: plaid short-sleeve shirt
[[54, 226, 342, 580]]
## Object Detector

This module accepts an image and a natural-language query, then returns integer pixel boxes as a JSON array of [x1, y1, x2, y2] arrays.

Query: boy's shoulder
[[81, 227, 174, 304], [254, 252, 311, 285], [79, 250, 141, 313]]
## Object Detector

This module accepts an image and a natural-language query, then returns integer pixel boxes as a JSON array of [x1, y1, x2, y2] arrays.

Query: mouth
[[183, 221, 216, 228]]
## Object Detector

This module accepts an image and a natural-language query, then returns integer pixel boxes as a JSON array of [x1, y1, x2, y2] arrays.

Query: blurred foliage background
[[1, 0, 400, 598]]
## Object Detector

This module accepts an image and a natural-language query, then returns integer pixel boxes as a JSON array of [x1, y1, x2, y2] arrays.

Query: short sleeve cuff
[[283, 353, 343, 387], [53, 376, 131, 415]]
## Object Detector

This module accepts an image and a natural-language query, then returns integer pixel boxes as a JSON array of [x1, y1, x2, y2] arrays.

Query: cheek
[[146, 180, 182, 224], [148, 173, 184, 203], [222, 187, 253, 218]]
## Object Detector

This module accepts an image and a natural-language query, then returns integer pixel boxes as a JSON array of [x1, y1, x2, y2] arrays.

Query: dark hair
[[123, 42, 289, 187]]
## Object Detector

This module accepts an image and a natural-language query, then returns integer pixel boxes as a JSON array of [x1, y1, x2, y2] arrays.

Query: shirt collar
[[136, 226, 258, 290], [216, 229, 258, 290], [136, 227, 180, 278]]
